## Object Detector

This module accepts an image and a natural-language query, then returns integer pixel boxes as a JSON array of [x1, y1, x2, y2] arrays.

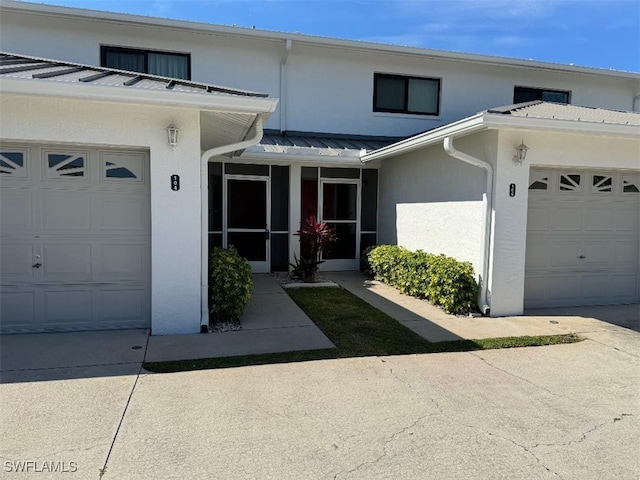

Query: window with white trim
[[373, 73, 440, 115]]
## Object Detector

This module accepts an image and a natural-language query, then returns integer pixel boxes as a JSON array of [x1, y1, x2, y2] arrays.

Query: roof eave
[[362, 112, 640, 162], [0, 76, 278, 114]]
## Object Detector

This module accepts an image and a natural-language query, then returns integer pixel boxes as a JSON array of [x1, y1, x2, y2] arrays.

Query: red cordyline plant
[[291, 215, 337, 282]]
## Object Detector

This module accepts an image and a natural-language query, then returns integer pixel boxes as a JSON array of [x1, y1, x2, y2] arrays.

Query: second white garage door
[[0, 145, 151, 333], [525, 168, 640, 309]]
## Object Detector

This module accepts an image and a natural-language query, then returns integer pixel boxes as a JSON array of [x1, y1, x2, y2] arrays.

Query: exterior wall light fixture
[[513, 141, 529, 165], [166, 124, 180, 149]]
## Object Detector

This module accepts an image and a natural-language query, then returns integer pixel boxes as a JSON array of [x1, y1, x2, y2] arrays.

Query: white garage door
[[525, 168, 640, 309], [0, 145, 151, 333]]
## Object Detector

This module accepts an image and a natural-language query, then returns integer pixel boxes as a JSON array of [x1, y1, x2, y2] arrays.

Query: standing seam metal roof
[[0, 52, 269, 98], [487, 101, 640, 126]]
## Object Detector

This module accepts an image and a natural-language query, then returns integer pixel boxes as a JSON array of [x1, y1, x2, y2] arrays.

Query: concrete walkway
[[145, 274, 334, 363], [329, 271, 640, 341]]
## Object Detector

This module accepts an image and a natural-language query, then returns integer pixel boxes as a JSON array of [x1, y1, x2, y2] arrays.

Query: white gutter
[[363, 111, 639, 163], [200, 114, 268, 328], [443, 136, 493, 315], [280, 39, 292, 133]]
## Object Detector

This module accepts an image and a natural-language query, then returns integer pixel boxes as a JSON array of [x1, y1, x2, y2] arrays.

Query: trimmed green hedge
[[367, 245, 478, 314], [209, 246, 253, 325]]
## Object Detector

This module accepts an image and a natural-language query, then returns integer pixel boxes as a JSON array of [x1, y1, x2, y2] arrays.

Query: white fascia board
[[362, 112, 640, 163], [481, 113, 640, 137], [0, 76, 278, 114], [361, 114, 486, 162], [3, 0, 639, 80]]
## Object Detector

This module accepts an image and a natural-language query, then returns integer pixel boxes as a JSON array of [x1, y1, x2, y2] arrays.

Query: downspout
[[200, 114, 267, 328], [443, 136, 493, 315], [280, 39, 292, 133]]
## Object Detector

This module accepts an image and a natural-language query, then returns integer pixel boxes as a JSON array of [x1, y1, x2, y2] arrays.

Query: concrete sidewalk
[[329, 271, 640, 341], [145, 274, 334, 363]]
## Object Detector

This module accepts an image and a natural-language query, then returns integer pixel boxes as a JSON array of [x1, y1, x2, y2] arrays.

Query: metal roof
[[0, 52, 268, 98], [241, 131, 404, 159], [488, 101, 640, 126], [259, 131, 401, 152]]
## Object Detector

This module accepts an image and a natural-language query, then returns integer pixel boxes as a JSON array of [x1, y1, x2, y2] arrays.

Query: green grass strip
[[144, 287, 582, 373]]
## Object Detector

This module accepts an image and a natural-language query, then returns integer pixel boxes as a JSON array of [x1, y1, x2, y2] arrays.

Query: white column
[[289, 164, 301, 269]]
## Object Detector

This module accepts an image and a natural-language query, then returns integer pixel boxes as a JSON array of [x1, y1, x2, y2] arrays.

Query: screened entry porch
[[207, 162, 378, 273]]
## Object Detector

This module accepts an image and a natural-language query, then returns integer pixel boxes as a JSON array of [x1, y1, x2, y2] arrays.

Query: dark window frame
[[373, 73, 441, 116], [513, 86, 571, 104], [100, 45, 191, 80]]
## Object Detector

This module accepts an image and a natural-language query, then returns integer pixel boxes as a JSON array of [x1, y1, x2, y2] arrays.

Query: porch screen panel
[[361, 169, 378, 232], [271, 165, 289, 231], [208, 162, 223, 231], [271, 165, 289, 272], [270, 234, 289, 272], [208, 162, 223, 257]]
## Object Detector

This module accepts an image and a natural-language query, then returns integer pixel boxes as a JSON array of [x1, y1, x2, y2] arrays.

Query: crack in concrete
[[97, 333, 151, 479], [470, 352, 568, 400], [332, 413, 433, 480], [583, 338, 640, 359], [531, 413, 634, 449], [427, 394, 564, 479]]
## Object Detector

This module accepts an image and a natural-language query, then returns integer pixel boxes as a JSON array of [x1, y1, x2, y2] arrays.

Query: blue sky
[[37, 0, 639, 72]]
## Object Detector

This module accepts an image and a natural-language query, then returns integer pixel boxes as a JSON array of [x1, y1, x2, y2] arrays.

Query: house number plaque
[[171, 174, 180, 191], [509, 183, 516, 197]]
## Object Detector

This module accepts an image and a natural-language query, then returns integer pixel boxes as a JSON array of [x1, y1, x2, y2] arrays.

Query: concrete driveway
[[2, 324, 639, 479]]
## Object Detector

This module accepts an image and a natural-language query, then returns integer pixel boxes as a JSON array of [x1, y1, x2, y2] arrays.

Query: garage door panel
[[100, 288, 149, 325], [42, 244, 92, 280], [99, 244, 147, 279], [613, 241, 639, 265], [615, 207, 640, 232], [99, 196, 149, 231], [611, 274, 639, 298], [43, 289, 93, 326], [549, 240, 582, 267], [526, 206, 550, 232], [550, 205, 583, 231], [526, 168, 639, 309], [41, 192, 92, 230], [0, 191, 34, 230], [585, 207, 615, 231], [0, 291, 37, 329], [1, 243, 36, 278], [525, 239, 550, 267], [582, 240, 613, 266]]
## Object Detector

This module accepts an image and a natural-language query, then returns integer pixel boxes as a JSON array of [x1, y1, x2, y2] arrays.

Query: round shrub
[[209, 246, 253, 325]]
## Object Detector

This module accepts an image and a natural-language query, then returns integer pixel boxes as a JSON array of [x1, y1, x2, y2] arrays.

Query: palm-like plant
[[291, 215, 337, 282]]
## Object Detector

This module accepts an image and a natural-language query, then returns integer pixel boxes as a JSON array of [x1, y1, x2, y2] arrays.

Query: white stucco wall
[[1, 6, 638, 138], [0, 93, 203, 334], [488, 128, 640, 316], [377, 133, 495, 277]]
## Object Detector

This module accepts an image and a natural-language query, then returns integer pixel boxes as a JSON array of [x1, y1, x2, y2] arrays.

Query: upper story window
[[101, 46, 191, 80], [373, 73, 440, 116], [514, 86, 570, 104]]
